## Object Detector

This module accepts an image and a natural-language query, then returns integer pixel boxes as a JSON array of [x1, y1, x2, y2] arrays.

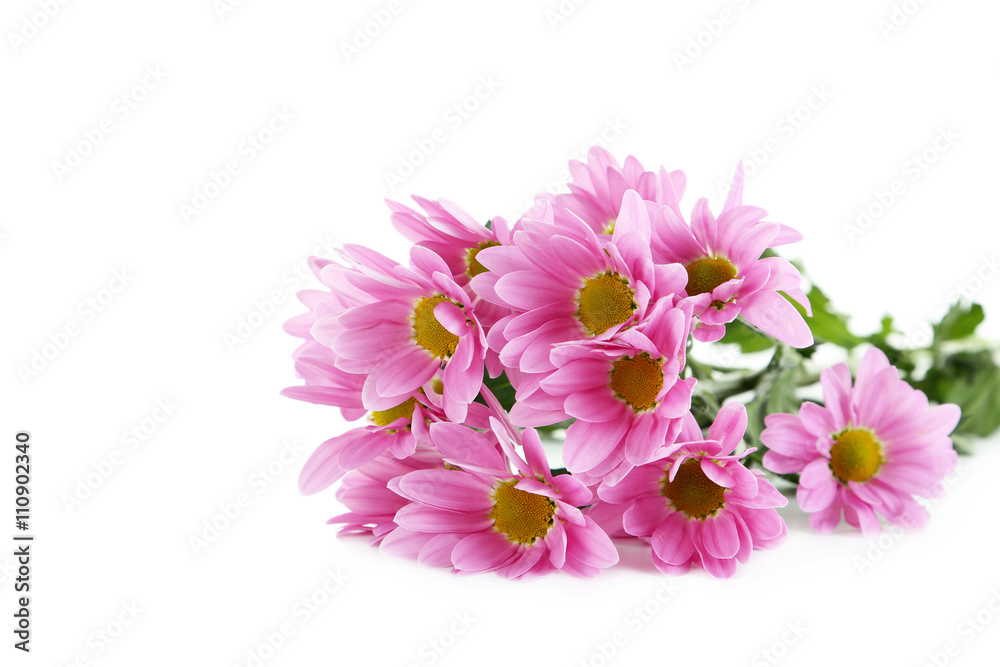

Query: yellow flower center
[[371, 396, 418, 428], [577, 272, 636, 336], [684, 257, 737, 297], [662, 458, 726, 519], [466, 241, 500, 278], [489, 480, 556, 545], [829, 429, 883, 483], [602, 218, 617, 235], [610, 352, 664, 411], [412, 295, 460, 359]]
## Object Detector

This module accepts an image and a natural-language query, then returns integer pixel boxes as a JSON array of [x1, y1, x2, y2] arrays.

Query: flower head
[[316, 244, 488, 423], [472, 190, 688, 376], [600, 404, 787, 578], [382, 395, 618, 579], [761, 347, 960, 534], [651, 163, 813, 347], [387, 196, 511, 286]]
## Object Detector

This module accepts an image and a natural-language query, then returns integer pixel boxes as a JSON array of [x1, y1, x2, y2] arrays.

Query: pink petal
[[820, 364, 855, 429], [370, 348, 438, 402], [540, 358, 611, 395], [434, 301, 468, 336], [622, 496, 671, 537], [417, 533, 465, 568], [564, 516, 619, 568], [395, 470, 492, 511], [566, 389, 627, 422], [709, 402, 748, 454], [797, 460, 838, 512], [428, 422, 506, 473], [563, 418, 629, 473], [547, 520, 568, 568], [612, 190, 651, 243], [809, 501, 843, 533], [498, 545, 546, 579], [394, 504, 492, 533], [739, 290, 813, 348], [298, 434, 354, 495], [739, 506, 786, 541], [494, 271, 566, 310], [702, 510, 740, 559], [451, 532, 520, 572], [799, 402, 836, 438], [549, 473, 594, 507], [379, 527, 432, 560], [650, 511, 694, 564]]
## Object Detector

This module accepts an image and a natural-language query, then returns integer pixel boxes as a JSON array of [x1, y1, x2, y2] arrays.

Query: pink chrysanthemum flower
[[314, 244, 487, 423], [600, 404, 788, 578], [387, 196, 513, 376], [537, 146, 687, 236], [650, 163, 813, 347], [472, 190, 688, 376], [387, 196, 511, 291], [382, 399, 618, 579], [513, 298, 696, 483], [761, 347, 960, 534], [327, 447, 447, 544]]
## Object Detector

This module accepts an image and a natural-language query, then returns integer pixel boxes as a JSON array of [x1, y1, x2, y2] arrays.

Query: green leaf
[[932, 302, 985, 344], [792, 285, 864, 349], [945, 370, 1000, 439], [719, 319, 775, 353], [768, 367, 804, 416], [915, 350, 1000, 439]]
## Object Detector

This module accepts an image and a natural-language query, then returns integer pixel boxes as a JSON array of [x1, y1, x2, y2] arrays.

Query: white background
[[3, 1, 1000, 665]]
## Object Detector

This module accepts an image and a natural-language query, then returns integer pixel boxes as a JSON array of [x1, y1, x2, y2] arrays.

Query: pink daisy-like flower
[[382, 397, 618, 579], [472, 189, 688, 376], [650, 163, 813, 347], [387, 196, 513, 376], [327, 446, 447, 544], [600, 403, 788, 578], [761, 347, 960, 534], [538, 146, 687, 236], [315, 244, 488, 423], [387, 196, 511, 291], [514, 297, 696, 483]]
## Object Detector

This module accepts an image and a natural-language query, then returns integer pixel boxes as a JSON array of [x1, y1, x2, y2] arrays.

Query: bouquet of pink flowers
[[282, 148, 998, 579]]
